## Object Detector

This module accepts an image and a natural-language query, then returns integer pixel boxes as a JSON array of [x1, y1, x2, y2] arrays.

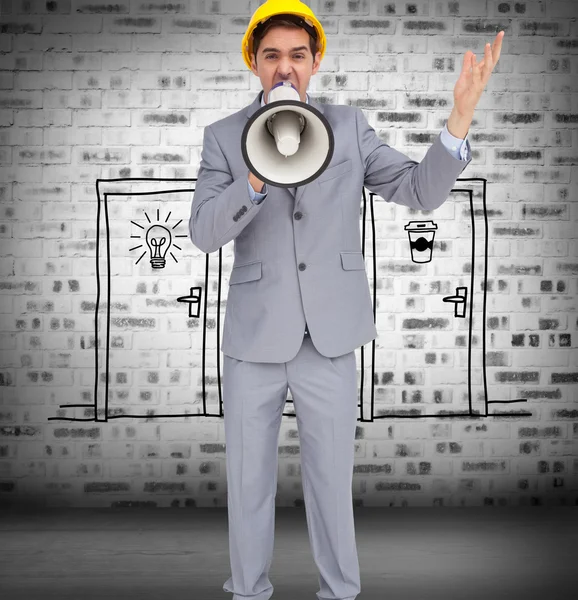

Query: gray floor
[[0, 507, 575, 600]]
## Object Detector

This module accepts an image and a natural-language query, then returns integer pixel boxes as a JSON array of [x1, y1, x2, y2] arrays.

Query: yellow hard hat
[[241, 0, 326, 71]]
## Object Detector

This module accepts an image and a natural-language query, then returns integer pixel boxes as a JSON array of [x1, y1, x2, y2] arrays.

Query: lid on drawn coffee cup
[[404, 220, 437, 231]]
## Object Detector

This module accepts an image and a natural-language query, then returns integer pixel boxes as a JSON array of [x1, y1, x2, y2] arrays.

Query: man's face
[[250, 25, 321, 103]]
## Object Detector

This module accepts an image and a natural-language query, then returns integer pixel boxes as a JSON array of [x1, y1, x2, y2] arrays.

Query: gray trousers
[[222, 332, 361, 600]]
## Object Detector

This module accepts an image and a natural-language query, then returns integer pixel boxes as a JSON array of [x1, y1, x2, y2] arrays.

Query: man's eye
[[265, 55, 304, 59]]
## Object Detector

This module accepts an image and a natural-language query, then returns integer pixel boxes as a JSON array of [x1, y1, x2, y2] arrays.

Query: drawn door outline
[[49, 178, 214, 422], [358, 177, 531, 420], [49, 176, 530, 422]]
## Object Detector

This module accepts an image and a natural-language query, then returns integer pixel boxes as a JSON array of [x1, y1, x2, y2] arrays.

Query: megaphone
[[241, 82, 334, 188]]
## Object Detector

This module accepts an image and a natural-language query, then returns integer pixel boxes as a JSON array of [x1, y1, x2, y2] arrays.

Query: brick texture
[[0, 0, 577, 508]]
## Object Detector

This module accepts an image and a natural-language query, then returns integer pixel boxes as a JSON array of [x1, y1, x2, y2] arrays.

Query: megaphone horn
[[241, 82, 334, 188]]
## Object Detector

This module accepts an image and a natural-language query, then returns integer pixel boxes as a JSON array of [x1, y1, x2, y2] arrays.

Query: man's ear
[[250, 53, 258, 76], [312, 51, 322, 75]]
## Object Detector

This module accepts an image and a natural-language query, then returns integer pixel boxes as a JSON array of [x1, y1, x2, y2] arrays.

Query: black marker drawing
[[359, 177, 530, 421], [177, 287, 203, 318], [49, 176, 530, 423], [129, 208, 186, 269], [405, 220, 437, 263], [405, 221, 469, 317], [443, 287, 468, 318]]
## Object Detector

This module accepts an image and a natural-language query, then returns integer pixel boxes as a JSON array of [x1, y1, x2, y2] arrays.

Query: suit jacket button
[[294, 211, 302, 220], [298, 263, 306, 271]]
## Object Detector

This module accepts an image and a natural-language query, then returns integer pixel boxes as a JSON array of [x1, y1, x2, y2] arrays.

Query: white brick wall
[[0, 0, 577, 508]]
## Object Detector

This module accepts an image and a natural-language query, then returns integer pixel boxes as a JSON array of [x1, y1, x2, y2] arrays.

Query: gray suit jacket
[[189, 90, 473, 362]]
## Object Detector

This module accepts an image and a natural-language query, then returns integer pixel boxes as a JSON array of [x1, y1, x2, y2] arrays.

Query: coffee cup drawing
[[404, 220, 438, 263]]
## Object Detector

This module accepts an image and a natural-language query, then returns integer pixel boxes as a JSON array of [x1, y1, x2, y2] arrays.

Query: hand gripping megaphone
[[241, 81, 334, 188]]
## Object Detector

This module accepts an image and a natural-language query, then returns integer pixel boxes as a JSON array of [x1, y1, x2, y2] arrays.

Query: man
[[189, 2, 504, 599]]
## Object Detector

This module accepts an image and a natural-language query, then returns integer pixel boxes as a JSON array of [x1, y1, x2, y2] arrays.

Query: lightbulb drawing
[[146, 224, 171, 268], [129, 207, 188, 268]]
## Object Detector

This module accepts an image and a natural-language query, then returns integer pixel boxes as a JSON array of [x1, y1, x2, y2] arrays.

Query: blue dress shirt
[[247, 92, 471, 204]]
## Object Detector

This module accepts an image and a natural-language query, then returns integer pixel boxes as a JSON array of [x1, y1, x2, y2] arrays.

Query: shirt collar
[[261, 90, 309, 106]]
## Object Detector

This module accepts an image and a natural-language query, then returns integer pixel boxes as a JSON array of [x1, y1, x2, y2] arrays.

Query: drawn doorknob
[[442, 286, 468, 318]]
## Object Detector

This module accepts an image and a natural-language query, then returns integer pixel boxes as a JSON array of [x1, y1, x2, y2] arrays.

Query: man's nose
[[277, 58, 292, 76]]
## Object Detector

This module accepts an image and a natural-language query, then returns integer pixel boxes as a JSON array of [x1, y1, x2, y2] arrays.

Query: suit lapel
[[244, 90, 264, 121], [245, 91, 327, 208]]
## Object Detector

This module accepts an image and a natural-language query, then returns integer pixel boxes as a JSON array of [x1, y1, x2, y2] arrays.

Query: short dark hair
[[252, 19, 318, 64]]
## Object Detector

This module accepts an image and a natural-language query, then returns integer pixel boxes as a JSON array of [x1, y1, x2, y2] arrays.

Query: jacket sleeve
[[189, 124, 268, 254], [355, 107, 473, 211]]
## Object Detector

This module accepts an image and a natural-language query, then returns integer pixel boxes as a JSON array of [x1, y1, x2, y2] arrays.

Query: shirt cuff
[[440, 123, 471, 161], [247, 180, 268, 204]]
